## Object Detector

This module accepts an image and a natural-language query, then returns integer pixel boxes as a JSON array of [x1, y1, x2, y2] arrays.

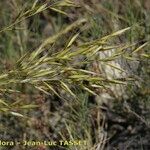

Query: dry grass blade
[[82, 86, 97, 96], [0, 3, 47, 33], [49, 7, 68, 15], [67, 33, 79, 48], [30, 18, 87, 61], [60, 81, 76, 98], [10, 112, 24, 117], [0, 0, 76, 33], [43, 81, 61, 98], [101, 27, 131, 40], [0, 99, 9, 107], [141, 53, 150, 58], [132, 42, 148, 53], [55, 0, 76, 7], [20, 105, 38, 109], [105, 63, 126, 72]]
